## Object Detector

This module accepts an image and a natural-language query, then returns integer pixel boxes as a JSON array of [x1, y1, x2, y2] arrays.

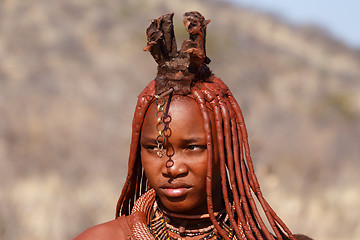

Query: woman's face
[[140, 96, 221, 215]]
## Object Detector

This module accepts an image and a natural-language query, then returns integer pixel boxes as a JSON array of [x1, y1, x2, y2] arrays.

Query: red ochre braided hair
[[116, 11, 295, 240]]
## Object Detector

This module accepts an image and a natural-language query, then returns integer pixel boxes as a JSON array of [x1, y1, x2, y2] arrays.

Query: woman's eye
[[187, 145, 206, 151], [142, 144, 158, 151]]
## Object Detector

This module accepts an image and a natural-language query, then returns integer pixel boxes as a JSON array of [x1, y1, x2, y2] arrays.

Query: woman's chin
[[159, 198, 207, 215]]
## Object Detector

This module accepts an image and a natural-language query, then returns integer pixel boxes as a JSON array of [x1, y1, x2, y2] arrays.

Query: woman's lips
[[160, 182, 192, 198], [161, 187, 190, 198]]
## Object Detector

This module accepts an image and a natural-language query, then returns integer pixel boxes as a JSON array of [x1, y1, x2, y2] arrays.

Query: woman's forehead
[[140, 93, 216, 137], [144, 96, 201, 124], [140, 97, 202, 139]]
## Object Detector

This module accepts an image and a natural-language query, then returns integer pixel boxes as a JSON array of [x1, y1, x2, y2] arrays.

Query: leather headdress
[[144, 12, 212, 95]]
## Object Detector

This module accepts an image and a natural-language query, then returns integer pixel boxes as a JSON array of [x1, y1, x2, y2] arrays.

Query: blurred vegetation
[[0, 0, 359, 239]]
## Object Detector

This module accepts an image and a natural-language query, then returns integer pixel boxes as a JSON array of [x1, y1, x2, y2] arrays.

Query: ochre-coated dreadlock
[[116, 12, 295, 240]]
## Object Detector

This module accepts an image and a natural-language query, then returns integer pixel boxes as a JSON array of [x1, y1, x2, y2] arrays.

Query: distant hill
[[0, 0, 359, 239]]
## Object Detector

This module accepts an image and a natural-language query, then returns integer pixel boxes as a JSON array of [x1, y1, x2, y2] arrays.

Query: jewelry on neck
[[129, 188, 235, 240], [149, 200, 234, 239]]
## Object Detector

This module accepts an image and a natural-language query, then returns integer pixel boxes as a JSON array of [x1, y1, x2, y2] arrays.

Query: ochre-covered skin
[[74, 11, 313, 240], [140, 96, 222, 216]]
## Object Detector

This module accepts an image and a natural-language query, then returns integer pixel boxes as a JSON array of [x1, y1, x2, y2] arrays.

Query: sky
[[226, 0, 360, 49]]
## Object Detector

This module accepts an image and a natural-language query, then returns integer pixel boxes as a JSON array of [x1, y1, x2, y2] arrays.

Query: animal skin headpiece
[[144, 11, 212, 95]]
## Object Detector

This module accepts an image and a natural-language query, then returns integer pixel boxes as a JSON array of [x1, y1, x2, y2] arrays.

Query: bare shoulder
[[73, 216, 131, 240]]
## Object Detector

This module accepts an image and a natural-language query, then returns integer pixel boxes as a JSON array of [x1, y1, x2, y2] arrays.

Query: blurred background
[[1, 0, 359, 239]]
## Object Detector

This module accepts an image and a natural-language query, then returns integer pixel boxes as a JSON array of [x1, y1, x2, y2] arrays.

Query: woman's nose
[[161, 156, 189, 178]]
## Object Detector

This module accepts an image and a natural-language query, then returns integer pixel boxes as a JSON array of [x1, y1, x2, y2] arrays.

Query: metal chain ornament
[[154, 94, 166, 158], [153, 87, 174, 158]]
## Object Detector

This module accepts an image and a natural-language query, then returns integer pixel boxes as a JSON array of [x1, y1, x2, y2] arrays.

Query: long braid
[[201, 84, 246, 239], [217, 77, 295, 239], [203, 78, 296, 239], [203, 85, 256, 239], [192, 87, 231, 239], [116, 81, 155, 217], [217, 91, 252, 239], [205, 81, 264, 239], [226, 99, 252, 239], [222, 80, 275, 239], [222, 96, 268, 239]]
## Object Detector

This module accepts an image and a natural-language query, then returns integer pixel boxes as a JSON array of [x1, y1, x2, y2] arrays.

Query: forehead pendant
[[153, 88, 174, 158], [154, 94, 166, 158]]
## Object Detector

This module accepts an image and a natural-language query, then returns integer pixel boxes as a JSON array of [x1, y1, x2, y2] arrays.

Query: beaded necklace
[[149, 201, 234, 239]]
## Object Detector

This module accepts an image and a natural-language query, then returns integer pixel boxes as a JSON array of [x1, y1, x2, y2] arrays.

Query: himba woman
[[74, 12, 312, 240]]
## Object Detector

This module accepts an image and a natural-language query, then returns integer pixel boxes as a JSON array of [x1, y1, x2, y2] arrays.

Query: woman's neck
[[158, 201, 229, 230], [150, 201, 230, 240]]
